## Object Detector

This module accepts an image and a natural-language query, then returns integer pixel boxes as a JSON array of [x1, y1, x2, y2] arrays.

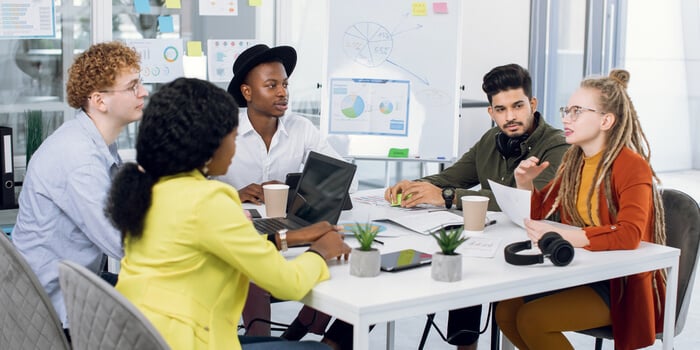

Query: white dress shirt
[[13, 110, 123, 327], [216, 111, 357, 192]]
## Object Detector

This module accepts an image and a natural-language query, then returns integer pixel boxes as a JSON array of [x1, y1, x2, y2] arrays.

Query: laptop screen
[[287, 151, 357, 225]]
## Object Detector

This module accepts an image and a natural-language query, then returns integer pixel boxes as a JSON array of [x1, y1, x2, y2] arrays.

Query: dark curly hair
[[106, 78, 239, 240], [66, 41, 141, 109], [482, 63, 533, 104]]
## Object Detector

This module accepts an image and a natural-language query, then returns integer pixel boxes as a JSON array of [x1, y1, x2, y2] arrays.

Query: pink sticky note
[[433, 2, 448, 14]]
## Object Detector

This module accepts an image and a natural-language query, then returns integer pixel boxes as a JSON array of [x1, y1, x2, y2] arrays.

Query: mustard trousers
[[495, 286, 611, 350]]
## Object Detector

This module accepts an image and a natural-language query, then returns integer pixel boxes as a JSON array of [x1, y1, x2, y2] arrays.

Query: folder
[[0, 127, 16, 209]]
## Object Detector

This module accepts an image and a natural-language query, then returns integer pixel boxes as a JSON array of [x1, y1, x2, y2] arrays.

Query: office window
[[0, 0, 92, 180], [276, 0, 327, 126]]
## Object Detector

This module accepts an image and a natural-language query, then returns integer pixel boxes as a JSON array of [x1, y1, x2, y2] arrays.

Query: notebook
[[253, 151, 357, 234]]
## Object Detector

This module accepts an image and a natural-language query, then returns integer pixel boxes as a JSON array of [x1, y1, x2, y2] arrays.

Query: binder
[[0, 127, 16, 209]]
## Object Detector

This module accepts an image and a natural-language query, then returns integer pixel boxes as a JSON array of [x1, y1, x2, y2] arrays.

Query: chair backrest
[[0, 233, 71, 350], [661, 188, 700, 335], [58, 260, 170, 350]]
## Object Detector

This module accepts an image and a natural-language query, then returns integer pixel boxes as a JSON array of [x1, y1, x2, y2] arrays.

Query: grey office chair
[[578, 188, 700, 349], [0, 233, 71, 350], [58, 260, 170, 350]]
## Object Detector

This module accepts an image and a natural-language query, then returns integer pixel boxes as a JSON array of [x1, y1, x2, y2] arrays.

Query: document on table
[[488, 179, 531, 229], [382, 210, 464, 234], [459, 234, 502, 258]]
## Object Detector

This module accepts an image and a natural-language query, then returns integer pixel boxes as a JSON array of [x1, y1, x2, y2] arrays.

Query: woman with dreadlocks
[[494, 69, 666, 350]]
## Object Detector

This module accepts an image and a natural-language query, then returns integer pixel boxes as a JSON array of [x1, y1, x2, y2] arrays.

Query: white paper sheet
[[488, 179, 531, 229], [458, 234, 502, 258]]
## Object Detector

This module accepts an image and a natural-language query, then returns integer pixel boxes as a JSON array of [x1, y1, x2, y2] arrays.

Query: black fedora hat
[[226, 44, 297, 107]]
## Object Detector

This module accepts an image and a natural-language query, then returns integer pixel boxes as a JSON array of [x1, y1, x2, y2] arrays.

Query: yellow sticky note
[[187, 41, 203, 57], [249, 0, 262, 6], [412, 2, 427, 16], [164, 0, 181, 9]]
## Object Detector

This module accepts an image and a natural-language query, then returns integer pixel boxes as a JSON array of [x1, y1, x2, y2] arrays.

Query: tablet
[[380, 249, 432, 272]]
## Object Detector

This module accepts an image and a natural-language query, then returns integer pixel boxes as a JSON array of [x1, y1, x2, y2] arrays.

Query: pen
[[373, 238, 385, 245], [485, 219, 497, 227]]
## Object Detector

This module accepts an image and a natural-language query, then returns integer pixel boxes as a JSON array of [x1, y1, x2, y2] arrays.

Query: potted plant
[[349, 222, 381, 277], [430, 225, 468, 282]]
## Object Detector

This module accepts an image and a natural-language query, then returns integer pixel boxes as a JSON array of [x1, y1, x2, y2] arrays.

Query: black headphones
[[495, 131, 529, 159], [504, 232, 574, 267]]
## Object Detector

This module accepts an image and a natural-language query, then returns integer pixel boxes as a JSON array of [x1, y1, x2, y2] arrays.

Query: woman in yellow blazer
[[106, 78, 350, 350]]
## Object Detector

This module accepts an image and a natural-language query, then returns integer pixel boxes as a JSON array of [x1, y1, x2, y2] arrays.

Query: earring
[[202, 159, 212, 176]]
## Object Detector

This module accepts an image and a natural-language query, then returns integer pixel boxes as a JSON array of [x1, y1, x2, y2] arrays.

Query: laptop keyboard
[[253, 218, 288, 234]]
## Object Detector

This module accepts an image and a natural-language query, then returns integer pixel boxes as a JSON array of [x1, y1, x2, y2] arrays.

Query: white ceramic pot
[[431, 252, 462, 282], [350, 248, 381, 277]]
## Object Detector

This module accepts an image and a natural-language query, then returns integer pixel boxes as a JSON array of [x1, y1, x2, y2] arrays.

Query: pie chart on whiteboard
[[341, 95, 365, 118]]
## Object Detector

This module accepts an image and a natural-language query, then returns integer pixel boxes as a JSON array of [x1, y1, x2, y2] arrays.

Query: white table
[[298, 192, 680, 350]]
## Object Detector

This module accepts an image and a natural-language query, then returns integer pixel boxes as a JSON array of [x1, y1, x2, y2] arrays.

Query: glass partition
[[0, 0, 91, 182]]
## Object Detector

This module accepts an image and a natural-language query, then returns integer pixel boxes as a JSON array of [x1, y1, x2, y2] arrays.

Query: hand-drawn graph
[[343, 20, 428, 85]]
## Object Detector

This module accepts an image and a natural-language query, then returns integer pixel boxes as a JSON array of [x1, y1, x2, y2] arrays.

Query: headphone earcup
[[538, 232, 560, 252], [495, 132, 529, 159], [538, 232, 574, 266], [548, 240, 574, 266]]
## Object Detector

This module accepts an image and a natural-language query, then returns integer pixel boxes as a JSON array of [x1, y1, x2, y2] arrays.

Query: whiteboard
[[321, 0, 463, 160]]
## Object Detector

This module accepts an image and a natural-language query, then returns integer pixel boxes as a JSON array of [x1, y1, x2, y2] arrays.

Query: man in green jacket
[[385, 63, 568, 213], [383, 63, 568, 350]]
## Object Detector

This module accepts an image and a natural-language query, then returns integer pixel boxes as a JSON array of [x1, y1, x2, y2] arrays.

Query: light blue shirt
[[13, 110, 123, 327]]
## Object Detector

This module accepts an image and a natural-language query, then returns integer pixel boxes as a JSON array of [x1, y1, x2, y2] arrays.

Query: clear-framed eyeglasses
[[99, 78, 144, 97], [559, 105, 606, 122]]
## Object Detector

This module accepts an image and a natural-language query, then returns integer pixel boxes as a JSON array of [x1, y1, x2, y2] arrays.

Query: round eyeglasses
[[99, 78, 144, 97], [559, 105, 606, 122]]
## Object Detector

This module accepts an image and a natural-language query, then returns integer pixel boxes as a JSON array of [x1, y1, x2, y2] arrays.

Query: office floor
[[269, 169, 700, 349]]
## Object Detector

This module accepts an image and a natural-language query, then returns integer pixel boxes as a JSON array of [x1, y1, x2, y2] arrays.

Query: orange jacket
[[531, 147, 665, 350]]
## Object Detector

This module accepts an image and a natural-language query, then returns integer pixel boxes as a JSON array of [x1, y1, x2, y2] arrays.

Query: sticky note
[[412, 2, 427, 16], [134, 0, 150, 14], [183, 55, 207, 80], [187, 41, 203, 57], [433, 2, 448, 14], [391, 193, 413, 207], [249, 0, 262, 6], [157, 16, 174, 33], [165, 0, 181, 9]]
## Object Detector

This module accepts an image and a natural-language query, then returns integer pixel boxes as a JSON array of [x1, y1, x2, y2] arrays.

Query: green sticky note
[[391, 193, 413, 206], [165, 0, 181, 9], [388, 148, 409, 158]]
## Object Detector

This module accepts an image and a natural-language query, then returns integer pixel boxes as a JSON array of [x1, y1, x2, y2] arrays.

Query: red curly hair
[[66, 41, 141, 109]]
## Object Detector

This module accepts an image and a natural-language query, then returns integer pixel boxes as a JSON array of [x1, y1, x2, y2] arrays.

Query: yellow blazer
[[116, 170, 329, 350]]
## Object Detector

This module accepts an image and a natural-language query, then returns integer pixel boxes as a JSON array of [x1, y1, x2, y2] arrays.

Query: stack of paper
[[384, 211, 464, 234]]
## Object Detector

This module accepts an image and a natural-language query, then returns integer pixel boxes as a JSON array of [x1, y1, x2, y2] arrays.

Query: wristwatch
[[441, 187, 456, 209], [277, 229, 288, 252]]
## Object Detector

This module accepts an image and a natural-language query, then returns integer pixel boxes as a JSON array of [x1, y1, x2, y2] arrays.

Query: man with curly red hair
[[13, 41, 147, 342]]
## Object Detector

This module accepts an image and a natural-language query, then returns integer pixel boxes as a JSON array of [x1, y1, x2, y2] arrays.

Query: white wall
[[458, 1, 530, 155], [624, 1, 692, 171]]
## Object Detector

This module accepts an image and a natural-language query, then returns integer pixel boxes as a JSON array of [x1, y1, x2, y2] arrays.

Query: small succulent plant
[[431, 225, 468, 255], [351, 222, 380, 251]]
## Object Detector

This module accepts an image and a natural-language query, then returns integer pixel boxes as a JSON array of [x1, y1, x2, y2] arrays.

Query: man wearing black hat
[[216, 44, 353, 204], [217, 44, 348, 341]]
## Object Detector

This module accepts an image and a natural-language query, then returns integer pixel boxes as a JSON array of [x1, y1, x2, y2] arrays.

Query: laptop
[[285, 173, 353, 211], [253, 151, 357, 234]]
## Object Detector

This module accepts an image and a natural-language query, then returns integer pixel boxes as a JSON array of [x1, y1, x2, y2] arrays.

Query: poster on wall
[[207, 39, 257, 83], [126, 39, 185, 84], [199, 0, 238, 16], [0, 0, 55, 39], [329, 78, 410, 136]]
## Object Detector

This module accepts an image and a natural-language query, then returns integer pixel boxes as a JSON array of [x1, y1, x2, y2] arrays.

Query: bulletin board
[[321, 0, 463, 160]]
